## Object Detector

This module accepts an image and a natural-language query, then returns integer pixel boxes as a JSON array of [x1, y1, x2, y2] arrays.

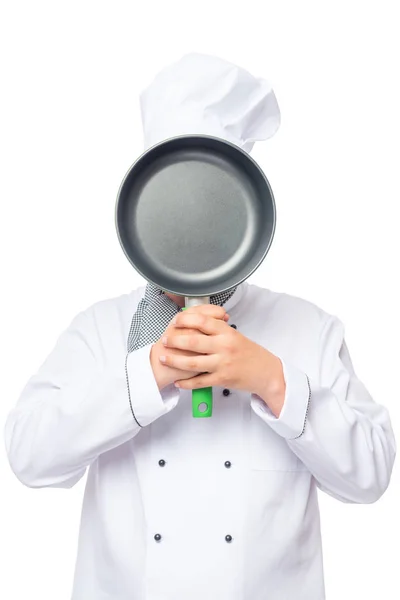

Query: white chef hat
[[140, 52, 280, 153]]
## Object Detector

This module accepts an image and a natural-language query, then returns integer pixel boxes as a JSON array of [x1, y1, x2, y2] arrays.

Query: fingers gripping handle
[[183, 297, 212, 418]]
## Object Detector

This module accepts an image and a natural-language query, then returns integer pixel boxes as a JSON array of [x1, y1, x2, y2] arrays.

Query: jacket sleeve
[[4, 308, 179, 489], [251, 314, 396, 503]]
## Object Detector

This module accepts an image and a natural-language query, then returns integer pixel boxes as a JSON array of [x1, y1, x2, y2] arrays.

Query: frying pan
[[115, 134, 276, 418]]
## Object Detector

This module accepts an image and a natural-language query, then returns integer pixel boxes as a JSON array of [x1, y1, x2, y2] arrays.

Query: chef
[[4, 53, 396, 600]]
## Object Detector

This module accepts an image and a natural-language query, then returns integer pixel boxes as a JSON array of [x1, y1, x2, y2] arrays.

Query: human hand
[[150, 305, 229, 391], [158, 309, 285, 415]]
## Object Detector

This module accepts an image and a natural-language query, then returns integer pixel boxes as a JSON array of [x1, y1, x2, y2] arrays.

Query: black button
[[223, 388, 230, 396], [230, 324, 237, 329], [225, 534, 233, 543], [158, 459, 166, 467], [224, 461, 232, 468], [154, 533, 162, 542]]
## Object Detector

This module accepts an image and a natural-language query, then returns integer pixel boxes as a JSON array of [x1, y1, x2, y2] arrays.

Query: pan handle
[[183, 297, 213, 418]]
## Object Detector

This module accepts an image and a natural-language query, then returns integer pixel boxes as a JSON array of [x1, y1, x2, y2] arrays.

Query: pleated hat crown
[[140, 52, 280, 153]]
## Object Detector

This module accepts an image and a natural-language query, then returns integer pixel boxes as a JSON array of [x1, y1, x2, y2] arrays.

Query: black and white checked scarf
[[127, 283, 237, 352]]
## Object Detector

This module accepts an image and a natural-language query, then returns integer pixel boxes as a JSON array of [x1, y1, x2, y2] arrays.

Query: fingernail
[[172, 317, 177, 325], [160, 356, 166, 363], [174, 381, 180, 388], [162, 336, 168, 345]]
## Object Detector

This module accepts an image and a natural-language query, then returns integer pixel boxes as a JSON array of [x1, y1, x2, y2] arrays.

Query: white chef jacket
[[4, 281, 396, 600]]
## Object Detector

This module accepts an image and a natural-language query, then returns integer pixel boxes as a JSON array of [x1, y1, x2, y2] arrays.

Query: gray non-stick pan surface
[[115, 135, 276, 298]]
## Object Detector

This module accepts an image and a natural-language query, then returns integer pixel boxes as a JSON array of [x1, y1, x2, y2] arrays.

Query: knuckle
[[208, 305, 225, 319], [186, 335, 197, 350], [198, 314, 207, 328], [219, 371, 229, 386], [188, 358, 198, 370], [182, 327, 196, 336], [216, 307, 226, 319]]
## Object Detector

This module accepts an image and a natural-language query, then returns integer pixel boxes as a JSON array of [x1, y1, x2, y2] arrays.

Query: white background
[[1, 1, 399, 598]]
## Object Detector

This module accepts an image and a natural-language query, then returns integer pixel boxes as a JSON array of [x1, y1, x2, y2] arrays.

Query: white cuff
[[126, 344, 180, 427], [251, 360, 311, 439]]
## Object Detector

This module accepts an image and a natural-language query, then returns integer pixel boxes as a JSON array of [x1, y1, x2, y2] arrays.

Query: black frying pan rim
[[115, 134, 276, 297]]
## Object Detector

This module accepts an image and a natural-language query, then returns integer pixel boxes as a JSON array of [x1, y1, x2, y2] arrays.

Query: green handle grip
[[182, 306, 213, 418], [192, 387, 213, 418]]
